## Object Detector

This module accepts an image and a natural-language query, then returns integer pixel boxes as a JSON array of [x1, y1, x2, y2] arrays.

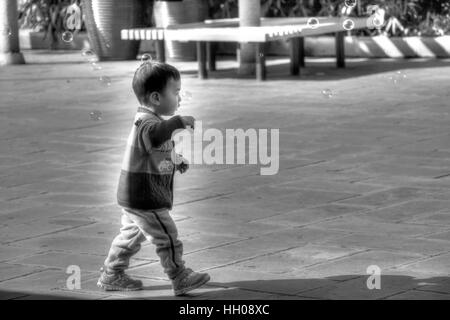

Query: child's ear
[[149, 92, 160, 105]]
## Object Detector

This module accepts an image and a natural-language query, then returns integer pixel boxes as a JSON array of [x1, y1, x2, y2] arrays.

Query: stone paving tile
[[345, 200, 450, 223], [288, 250, 425, 279], [217, 227, 352, 254], [172, 198, 282, 223], [0, 245, 46, 263], [17, 179, 117, 196], [192, 286, 302, 300], [0, 269, 97, 296], [421, 230, 450, 241], [0, 203, 80, 224], [361, 162, 450, 179], [178, 233, 247, 253], [0, 220, 95, 245], [8, 234, 114, 256], [385, 289, 450, 300], [298, 275, 434, 300], [174, 217, 290, 238], [0, 186, 47, 202], [0, 263, 45, 282], [11, 289, 110, 300], [276, 178, 385, 194], [337, 187, 428, 207], [227, 244, 364, 276], [308, 215, 448, 237], [202, 267, 334, 296], [24, 193, 115, 207], [321, 233, 450, 256], [394, 253, 450, 275], [408, 211, 450, 226], [251, 204, 368, 227], [0, 169, 81, 188], [6, 251, 148, 273]]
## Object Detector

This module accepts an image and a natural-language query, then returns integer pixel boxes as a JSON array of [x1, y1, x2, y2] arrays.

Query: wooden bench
[[121, 17, 368, 80]]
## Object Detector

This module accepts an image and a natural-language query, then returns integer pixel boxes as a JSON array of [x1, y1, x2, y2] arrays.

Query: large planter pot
[[153, 0, 207, 61], [82, 0, 146, 61]]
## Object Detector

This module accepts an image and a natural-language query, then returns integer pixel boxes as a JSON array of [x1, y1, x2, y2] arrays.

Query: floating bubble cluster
[[89, 111, 103, 121], [322, 89, 334, 98], [99, 76, 112, 86], [307, 18, 320, 29], [388, 71, 408, 85], [91, 62, 102, 71]]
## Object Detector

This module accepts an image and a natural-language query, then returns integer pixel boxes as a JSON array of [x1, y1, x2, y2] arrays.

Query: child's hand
[[175, 154, 189, 174], [181, 116, 195, 129]]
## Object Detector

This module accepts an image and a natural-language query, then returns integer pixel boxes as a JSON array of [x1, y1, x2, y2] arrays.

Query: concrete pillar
[[0, 0, 25, 65], [237, 0, 260, 75]]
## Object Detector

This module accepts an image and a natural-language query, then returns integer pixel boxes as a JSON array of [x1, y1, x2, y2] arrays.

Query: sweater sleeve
[[138, 115, 185, 152]]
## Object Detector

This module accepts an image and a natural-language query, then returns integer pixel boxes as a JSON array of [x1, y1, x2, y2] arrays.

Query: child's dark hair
[[132, 61, 180, 105]]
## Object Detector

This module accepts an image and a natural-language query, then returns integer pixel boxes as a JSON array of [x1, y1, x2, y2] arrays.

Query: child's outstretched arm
[[137, 116, 195, 151]]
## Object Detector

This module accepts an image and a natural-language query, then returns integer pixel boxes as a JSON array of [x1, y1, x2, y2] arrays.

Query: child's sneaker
[[97, 267, 143, 291], [172, 268, 211, 296]]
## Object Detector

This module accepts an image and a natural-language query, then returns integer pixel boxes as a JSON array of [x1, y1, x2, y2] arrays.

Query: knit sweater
[[117, 107, 185, 210]]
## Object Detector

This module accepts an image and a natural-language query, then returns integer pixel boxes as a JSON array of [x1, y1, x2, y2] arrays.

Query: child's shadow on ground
[[140, 274, 450, 300]]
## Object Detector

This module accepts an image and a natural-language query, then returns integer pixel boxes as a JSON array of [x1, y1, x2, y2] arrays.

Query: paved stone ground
[[0, 50, 449, 300]]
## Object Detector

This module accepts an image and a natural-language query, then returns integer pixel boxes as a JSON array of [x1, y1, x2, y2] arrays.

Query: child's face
[[155, 78, 181, 116]]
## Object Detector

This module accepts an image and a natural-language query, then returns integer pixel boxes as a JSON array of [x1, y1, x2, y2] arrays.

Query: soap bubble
[[62, 31, 74, 43], [307, 18, 320, 29], [388, 71, 407, 85], [99, 76, 111, 86], [89, 110, 102, 121], [396, 71, 407, 79], [373, 17, 383, 28], [322, 89, 334, 98], [345, 0, 357, 8], [141, 53, 153, 63], [82, 49, 97, 63], [82, 49, 94, 57], [180, 91, 193, 101], [343, 19, 355, 31], [91, 62, 102, 71]]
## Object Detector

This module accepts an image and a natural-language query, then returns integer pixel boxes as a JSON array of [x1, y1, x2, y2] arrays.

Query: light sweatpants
[[103, 207, 185, 280]]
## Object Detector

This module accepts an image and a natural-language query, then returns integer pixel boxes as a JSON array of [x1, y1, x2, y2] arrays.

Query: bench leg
[[197, 42, 208, 79], [335, 31, 345, 68], [290, 37, 300, 76], [155, 40, 166, 63], [299, 37, 305, 67], [206, 42, 216, 71], [256, 43, 266, 81]]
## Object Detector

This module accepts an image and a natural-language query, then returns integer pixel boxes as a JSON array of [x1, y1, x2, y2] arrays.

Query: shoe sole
[[97, 280, 143, 292], [174, 274, 211, 296]]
